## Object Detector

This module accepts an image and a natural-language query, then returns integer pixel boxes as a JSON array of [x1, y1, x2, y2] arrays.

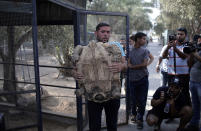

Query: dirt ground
[[0, 54, 79, 131]]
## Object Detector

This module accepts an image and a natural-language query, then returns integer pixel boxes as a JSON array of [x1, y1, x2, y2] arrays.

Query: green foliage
[[38, 25, 74, 77], [154, 22, 165, 35], [159, 0, 201, 37], [87, 0, 153, 32]]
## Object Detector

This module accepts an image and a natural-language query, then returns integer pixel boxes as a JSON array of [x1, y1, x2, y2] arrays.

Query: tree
[[154, 15, 166, 36], [154, 22, 165, 36], [87, 0, 153, 33], [0, 26, 32, 103], [159, 0, 201, 38], [37, 25, 74, 77]]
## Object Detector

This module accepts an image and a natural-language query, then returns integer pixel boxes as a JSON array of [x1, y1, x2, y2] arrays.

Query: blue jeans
[[160, 71, 168, 86], [87, 99, 120, 131], [189, 81, 201, 130], [130, 76, 149, 121]]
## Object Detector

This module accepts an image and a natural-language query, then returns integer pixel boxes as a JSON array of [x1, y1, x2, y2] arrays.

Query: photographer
[[162, 27, 191, 105], [146, 79, 192, 131], [185, 35, 201, 131]]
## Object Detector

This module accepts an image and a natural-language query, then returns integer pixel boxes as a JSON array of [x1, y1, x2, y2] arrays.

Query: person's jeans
[[130, 76, 149, 121], [189, 81, 201, 128], [87, 99, 120, 131], [160, 71, 168, 86]]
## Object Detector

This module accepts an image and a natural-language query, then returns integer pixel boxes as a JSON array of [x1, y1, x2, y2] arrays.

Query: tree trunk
[[3, 26, 17, 103], [3, 59, 17, 103]]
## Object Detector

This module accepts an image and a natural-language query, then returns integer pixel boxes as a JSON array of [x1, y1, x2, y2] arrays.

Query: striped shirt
[[167, 45, 189, 75]]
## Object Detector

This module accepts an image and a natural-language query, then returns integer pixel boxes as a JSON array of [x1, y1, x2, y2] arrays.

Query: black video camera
[[169, 34, 176, 42], [183, 42, 201, 54]]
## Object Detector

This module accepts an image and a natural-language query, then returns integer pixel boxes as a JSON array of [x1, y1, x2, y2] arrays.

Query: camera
[[169, 34, 176, 41], [183, 42, 201, 54], [165, 91, 174, 100]]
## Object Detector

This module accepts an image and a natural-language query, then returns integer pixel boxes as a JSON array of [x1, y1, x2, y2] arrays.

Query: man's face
[[176, 31, 186, 43], [129, 39, 135, 45], [169, 84, 180, 97], [95, 26, 111, 43], [137, 36, 147, 46], [198, 38, 201, 45]]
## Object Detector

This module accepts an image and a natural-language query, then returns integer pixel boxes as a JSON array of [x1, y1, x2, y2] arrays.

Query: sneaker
[[165, 118, 174, 124], [184, 124, 199, 131], [137, 121, 143, 129], [130, 115, 137, 123], [154, 124, 160, 131]]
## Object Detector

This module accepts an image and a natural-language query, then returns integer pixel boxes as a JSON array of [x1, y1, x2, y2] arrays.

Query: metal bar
[[77, 9, 127, 17], [0, 78, 75, 90], [0, 90, 36, 96], [6, 124, 38, 131], [0, 62, 73, 70], [83, 13, 87, 45], [47, 0, 127, 17], [73, 11, 83, 131], [32, 0, 42, 130], [0, 103, 38, 113], [0, 1, 32, 14], [48, 0, 77, 11], [125, 15, 130, 124]]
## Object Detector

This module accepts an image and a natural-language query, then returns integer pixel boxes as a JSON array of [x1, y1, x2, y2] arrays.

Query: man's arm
[[128, 58, 148, 70], [71, 67, 84, 80], [187, 53, 195, 68], [171, 41, 188, 59], [151, 91, 165, 107], [193, 52, 201, 62], [188, 51, 201, 68], [173, 46, 188, 59], [108, 56, 127, 73], [168, 99, 177, 116], [147, 53, 154, 66], [156, 57, 162, 73], [120, 56, 127, 71], [162, 43, 171, 58]]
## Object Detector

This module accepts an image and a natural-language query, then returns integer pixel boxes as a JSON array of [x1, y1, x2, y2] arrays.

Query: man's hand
[[108, 63, 123, 73], [167, 40, 176, 49], [151, 91, 165, 107], [72, 68, 84, 80], [156, 65, 160, 73], [128, 62, 133, 68], [167, 98, 174, 105]]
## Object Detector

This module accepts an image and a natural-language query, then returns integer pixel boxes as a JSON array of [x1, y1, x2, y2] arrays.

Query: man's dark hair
[[177, 27, 187, 35], [134, 32, 147, 42], [193, 34, 201, 42], [169, 78, 181, 88], [96, 22, 110, 31], [120, 37, 126, 41], [130, 35, 135, 41]]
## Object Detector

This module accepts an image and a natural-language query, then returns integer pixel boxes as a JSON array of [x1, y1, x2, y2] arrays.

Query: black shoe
[[130, 115, 137, 123], [137, 121, 143, 129], [184, 124, 199, 131], [154, 124, 161, 131], [176, 127, 185, 131], [165, 118, 174, 124]]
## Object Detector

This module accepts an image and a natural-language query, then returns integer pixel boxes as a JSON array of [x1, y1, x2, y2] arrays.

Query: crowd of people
[[73, 22, 201, 131]]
